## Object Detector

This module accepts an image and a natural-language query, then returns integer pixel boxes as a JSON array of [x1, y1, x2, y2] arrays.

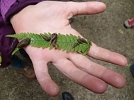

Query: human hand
[[10, 1, 127, 96]]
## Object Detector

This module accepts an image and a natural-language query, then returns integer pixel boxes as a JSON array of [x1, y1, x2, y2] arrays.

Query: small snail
[[77, 38, 88, 44], [40, 34, 51, 41], [49, 33, 57, 45], [41, 33, 58, 48], [41, 33, 57, 44], [72, 38, 88, 48], [72, 42, 79, 48], [17, 38, 31, 48]]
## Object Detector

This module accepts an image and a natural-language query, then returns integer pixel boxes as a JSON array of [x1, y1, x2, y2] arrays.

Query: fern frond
[[7, 32, 92, 55]]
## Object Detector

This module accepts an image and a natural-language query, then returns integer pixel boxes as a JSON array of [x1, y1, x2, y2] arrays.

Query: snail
[[17, 38, 31, 48], [40, 33, 51, 41], [50, 33, 57, 45], [41, 33, 57, 44], [72, 42, 79, 48], [77, 38, 88, 44], [41, 33, 58, 48], [72, 37, 88, 48]]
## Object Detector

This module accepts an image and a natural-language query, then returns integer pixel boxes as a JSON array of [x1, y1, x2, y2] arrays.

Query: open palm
[[11, 1, 127, 96]]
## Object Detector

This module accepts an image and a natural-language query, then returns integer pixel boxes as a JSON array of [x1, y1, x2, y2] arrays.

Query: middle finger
[[53, 58, 107, 93], [68, 53, 126, 88]]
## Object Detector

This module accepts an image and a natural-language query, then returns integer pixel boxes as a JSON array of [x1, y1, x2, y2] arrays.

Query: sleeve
[[1, 0, 44, 23], [0, 11, 18, 68], [0, 0, 44, 68]]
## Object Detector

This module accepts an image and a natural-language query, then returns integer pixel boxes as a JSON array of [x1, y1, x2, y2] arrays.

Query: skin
[[10, 1, 128, 97]]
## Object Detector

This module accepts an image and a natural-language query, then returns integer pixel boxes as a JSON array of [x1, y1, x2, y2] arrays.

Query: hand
[[10, 1, 127, 96]]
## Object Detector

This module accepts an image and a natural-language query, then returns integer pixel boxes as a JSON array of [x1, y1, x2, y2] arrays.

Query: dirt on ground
[[0, 0, 134, 100]]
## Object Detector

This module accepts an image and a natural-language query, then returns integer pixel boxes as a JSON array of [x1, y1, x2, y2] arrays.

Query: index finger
[[88, 43, 128, 66]]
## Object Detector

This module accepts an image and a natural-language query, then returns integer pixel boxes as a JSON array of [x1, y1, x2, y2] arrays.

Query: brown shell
[[50, 33, 57, 44], [77, 38, 88, 44], [17, 38, 31, 48], [40, 34, 51, 41], [72, 43, 79, 48]]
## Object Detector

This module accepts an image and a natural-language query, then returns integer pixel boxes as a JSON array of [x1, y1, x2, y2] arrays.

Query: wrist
[[5, 0, 44, 24], [10, 5, 35, 33]]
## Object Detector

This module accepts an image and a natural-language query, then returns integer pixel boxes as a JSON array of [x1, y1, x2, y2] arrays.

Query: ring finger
[[53, 58, 107, 93]]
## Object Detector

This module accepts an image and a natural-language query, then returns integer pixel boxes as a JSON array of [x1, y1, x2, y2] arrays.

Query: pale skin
[[10, 1, 128, 96]]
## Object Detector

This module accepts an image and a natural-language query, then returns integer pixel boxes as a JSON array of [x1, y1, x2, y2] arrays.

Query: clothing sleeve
[[0, 0, 44, 68], [1, 0, 44, 23]]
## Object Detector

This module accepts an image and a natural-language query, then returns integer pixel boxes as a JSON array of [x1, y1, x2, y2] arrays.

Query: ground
[[0, 0, 134, 100]]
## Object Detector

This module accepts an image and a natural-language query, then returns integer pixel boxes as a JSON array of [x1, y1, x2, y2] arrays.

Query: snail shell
[[77, 38, 88, 44], [50, 33, 57, 44], [40, 34, 51, 41], [17, 38, 31, 48], [72, 43, 79, 48]]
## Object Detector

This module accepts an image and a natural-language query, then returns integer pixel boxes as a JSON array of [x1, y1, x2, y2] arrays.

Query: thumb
[[67, 1, 106, 16]]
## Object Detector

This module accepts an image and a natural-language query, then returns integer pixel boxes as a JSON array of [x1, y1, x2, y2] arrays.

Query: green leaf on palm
[[7, 32, 92, 55]]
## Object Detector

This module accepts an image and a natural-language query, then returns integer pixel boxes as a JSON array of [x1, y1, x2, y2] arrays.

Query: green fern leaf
[[7, 32, 92, 55], [12, 48, 20, 55]]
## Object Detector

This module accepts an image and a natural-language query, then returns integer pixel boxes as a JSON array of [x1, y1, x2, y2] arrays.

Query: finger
[[67, 1, 106, 17], [88, 43, 128, 66], [53, 58, 107, 93], [33, 61, 59, 96], [68, 53, 126, 88]]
